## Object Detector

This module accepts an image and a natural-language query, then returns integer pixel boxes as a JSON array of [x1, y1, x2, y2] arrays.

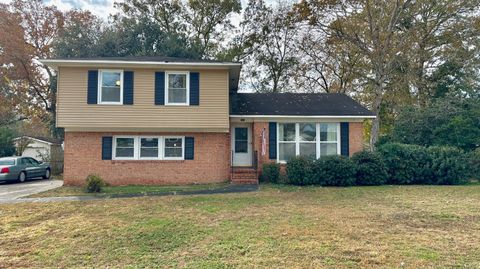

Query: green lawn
[[1, 184, 480, 268], [28, 183, 231, 198]]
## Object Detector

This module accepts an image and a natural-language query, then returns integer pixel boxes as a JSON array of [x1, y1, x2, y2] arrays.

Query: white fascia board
[[229, 115, 376, 119], [40, 59, 242, 69]]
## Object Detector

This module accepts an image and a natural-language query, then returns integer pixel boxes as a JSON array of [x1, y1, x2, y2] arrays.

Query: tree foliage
[[388, 97, 480, 151]]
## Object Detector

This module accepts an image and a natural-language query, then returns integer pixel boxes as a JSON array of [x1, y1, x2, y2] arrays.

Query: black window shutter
[[340, 122, 349, 156], [123, 71, 134, 105], [185, 137, 194, 160], [269, 122, 277, 160], [190, 72, 200, 105], [102, 136, 113, 160], [87, 70, 98, 104], [155, 72, 165, 105]]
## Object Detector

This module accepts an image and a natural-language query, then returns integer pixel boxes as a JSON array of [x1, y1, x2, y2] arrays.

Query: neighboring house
[[41, 56, 375, 186], [13, 136, 64, 174], [13, 136, 63, 160]]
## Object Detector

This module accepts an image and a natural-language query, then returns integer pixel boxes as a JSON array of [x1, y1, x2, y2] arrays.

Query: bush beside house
[[278, 143, 476, 187]]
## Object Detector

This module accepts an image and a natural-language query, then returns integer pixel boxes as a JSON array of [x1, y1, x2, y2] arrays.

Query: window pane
[[164, 138, 183, 158], [235, 141, 248, 153], [300, 143, 316, 159], [320, 123, 337, 141], [101, 71, 121, 103], [117, 138, 134, 147], [168, 74, 186, 88], [102, 72, 121, 87], [299, 123, 316, 141], [102, 87, 121, 102], [117, 148, 134, 157], [320, 143, 338, 156], [168, 88, 187, 103], [235, 128, 248, 140], [141, 148, 158, 157], [141, 138, 158, 148], [279, 123, 295, 141], [279, 142, 295, 162], [140, 138, 158, 158], [116, 138, 134, 158], [165, 138, 182, 148], [165, 148, 182, 158]]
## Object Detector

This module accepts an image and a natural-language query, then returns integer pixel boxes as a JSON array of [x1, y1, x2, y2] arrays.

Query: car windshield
[[0, 159, 15, 165]]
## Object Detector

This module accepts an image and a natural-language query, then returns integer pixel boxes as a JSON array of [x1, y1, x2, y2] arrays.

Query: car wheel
[[43, 169, 51, 179], [18, 172, 26, 183]]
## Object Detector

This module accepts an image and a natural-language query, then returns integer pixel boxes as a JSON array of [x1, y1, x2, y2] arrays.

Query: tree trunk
[[369, 80, 384, 150]]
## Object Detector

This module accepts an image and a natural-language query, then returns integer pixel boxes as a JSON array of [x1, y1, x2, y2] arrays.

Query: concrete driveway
[[0, 179, 63, 201]]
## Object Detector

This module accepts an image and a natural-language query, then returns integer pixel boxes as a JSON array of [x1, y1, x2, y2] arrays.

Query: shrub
[[85, 174, 106, 193], [351, 151, 388, 186], [285, 156, 313, 185], [261, 163, 280, 183], [468, 149, 480, 180], [377, 143, 432, 184], [309, 155, 356, 186], [427, 146, 469, 185]]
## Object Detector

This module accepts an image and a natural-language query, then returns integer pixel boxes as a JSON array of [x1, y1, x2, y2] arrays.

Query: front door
[[232, 124, 252, 167]]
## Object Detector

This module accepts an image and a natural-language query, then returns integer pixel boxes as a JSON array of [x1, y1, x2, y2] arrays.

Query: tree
[[238, 0, 299, 92], [0, 0, 65, 136], [405, 0, 480, 103], [53, 10, 104, 58], [389, 97, 480, 151], [0, 127, 16, 157], [297, 0, 413, 147], [114, 0, 241, 59]]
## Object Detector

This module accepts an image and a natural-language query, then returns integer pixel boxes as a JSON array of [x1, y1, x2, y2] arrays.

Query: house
[[40, 56, 375, 185], [13, 136, 64, 174]]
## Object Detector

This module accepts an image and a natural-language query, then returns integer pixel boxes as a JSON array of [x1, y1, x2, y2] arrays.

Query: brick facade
[[348, 122, 364, 156], [64, 132, 231, 186], [64, 121, 364, 186]]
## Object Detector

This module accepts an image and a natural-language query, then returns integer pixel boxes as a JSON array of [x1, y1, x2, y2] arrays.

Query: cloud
[[45, 0, 118, 21]]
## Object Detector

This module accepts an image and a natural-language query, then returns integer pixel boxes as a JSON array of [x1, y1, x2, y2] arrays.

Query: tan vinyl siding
[[57, 67, 229, 132]]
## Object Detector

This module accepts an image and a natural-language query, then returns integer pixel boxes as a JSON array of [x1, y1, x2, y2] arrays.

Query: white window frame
[[276, 122, 341, 163], [318, 123, 341, 158], [113, 136, 137, 160], [165, 71, 190, 106], [138, 136, 162, 160], [163, 136, 185, 160], [112, 136, 185, 161], [98, 69, 124, 105]]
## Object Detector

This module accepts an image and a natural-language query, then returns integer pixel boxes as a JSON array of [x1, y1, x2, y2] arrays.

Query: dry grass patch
[[1, 185, 480, 268]]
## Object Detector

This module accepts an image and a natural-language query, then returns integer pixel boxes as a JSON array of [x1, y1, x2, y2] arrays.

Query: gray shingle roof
[[230, 93, 375, 116]]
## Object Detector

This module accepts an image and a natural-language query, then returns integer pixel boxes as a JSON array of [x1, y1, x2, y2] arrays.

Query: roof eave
[[40, 59, 242, 70], [229, 115, 376, 119]]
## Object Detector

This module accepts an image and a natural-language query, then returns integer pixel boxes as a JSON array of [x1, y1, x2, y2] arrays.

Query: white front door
[[231, 124, 252, 167]]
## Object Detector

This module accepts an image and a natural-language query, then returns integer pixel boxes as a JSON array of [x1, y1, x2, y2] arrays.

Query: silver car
[[0, 157, 51, 183]]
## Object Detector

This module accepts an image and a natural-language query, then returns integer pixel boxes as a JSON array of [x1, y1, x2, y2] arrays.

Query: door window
[[234, 127, 248, 153]]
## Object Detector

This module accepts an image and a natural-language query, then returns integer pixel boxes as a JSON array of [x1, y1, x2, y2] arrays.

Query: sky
[[0, 0, 254, 22]]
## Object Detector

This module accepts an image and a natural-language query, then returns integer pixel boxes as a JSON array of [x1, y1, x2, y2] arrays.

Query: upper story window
[[165, 71, 189, 105], [98, 70, 123, 104]]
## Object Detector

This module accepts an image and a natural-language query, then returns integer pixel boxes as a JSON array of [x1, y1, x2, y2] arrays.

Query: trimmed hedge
[[279, 143, 473, 187], [427, 146, 469, 185], [351, 151, 388, 185], [309, 155, 356, 186], [260, 163, 280, 183], [286, 156, 312, 185], [377, 143, 432, 184]]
